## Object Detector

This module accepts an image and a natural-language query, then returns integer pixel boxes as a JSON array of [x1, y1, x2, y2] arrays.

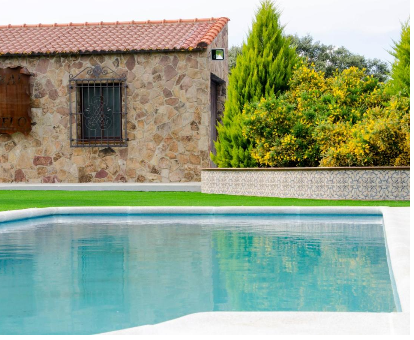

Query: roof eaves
[[196, 17, 229, 48], [0, 48, 207, 58]]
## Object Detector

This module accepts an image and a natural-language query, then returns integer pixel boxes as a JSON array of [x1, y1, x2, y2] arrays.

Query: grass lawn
[[0, 190, 409, 211]]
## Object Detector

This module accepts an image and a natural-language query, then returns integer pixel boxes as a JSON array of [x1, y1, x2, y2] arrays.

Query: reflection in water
[[0, 215, 396, 334]]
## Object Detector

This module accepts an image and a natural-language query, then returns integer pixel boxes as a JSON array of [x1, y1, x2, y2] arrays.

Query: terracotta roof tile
[[0, 17, 229, 56]]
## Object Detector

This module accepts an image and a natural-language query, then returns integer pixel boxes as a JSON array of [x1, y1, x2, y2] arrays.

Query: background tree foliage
[[212, 0, 300, 167], [289, 35, 390, 81], [228, 35, 390, 81], [242, 66, 410, 167], [227, 45, 242, 74], [387, 21, 410, 95]]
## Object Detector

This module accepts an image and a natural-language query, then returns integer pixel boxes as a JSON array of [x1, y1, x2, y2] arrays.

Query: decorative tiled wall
[[201, 168, 410, 200]]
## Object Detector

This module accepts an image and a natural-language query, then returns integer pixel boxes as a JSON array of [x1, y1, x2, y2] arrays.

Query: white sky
[[0, 0, 410, 62]]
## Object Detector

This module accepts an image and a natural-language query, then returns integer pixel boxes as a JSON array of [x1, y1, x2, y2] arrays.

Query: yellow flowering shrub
[[242, 65, 410, 167], [319, 93, 410, 166]]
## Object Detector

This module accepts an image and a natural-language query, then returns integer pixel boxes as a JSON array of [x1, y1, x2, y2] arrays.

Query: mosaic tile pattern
[[201, 169, 410, 200]]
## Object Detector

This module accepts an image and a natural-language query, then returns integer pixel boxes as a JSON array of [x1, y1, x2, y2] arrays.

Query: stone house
[[0, 17, 229, 183]]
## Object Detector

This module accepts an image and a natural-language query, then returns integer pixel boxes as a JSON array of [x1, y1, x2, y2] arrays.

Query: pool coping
[[0, 206, 409, 335]]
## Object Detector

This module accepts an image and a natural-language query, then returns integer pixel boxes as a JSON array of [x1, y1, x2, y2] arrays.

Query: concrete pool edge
[[380, 207, 410, 313], [0, 206, 386, 223], [103, 311, 410, 335], [0, 206, 409, 335]]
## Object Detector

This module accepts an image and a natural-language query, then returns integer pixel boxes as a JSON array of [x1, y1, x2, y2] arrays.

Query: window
[[69, 66, 127, 147], [80, 83, 122, 141]]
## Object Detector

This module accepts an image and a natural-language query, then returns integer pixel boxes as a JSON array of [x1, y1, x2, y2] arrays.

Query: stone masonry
[[0, 26, 228, 183]]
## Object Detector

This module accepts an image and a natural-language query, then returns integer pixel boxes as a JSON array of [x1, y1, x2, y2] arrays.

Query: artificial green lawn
[[0, 191, 409, 211]]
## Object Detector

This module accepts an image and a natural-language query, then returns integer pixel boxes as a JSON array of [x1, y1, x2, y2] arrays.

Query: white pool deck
[[0, 206, 410, 335]]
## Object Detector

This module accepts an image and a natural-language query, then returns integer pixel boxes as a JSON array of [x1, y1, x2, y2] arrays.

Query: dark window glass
[[80, 84, 122, 141]]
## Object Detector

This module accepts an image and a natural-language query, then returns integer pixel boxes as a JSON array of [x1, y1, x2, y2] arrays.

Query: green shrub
[[242, 65, 410, 167]]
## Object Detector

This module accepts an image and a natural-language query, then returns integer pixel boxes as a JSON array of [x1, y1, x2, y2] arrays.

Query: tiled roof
[[0, 17, 229, 56]]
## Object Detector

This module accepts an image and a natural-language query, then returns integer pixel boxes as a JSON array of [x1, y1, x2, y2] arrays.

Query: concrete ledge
[[0, 182, 201, 192], [0, 206, 409, 335], [202, 166, 411, 171]]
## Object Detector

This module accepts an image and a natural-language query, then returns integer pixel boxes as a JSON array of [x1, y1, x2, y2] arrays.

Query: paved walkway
[[0, 182, 201, 192]]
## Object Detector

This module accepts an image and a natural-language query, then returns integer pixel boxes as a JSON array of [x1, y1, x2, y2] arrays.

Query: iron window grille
[[69, 65, 128, 147]]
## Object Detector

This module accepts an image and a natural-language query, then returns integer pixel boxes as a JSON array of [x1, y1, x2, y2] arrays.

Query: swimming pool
[[0, 208, 401, 335]]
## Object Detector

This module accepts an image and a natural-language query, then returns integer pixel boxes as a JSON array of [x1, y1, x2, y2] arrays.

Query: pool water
[[0, 214, 398, 334]]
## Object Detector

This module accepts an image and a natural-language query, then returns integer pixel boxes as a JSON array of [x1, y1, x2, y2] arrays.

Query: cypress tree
[[388, 20, 410, 96], [212, 0, 300, 167]]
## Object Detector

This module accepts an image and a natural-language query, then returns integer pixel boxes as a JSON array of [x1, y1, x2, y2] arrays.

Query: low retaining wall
[[201, 167, 410, 200]]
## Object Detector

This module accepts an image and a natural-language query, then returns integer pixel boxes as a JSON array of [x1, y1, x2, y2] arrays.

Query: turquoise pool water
[[0, 214, 397, 334]]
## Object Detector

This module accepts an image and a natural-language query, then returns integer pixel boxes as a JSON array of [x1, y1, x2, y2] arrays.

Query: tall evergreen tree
[[388, 21, 410, 95], [212, 0, 299, 167]]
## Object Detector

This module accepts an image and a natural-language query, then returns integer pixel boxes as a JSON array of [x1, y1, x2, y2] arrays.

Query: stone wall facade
[[201, 167, 410, 200], [0, 25, 228, 183]]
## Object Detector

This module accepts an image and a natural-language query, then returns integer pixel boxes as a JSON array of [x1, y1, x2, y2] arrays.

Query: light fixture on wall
[[212, 49, 225, 60]]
